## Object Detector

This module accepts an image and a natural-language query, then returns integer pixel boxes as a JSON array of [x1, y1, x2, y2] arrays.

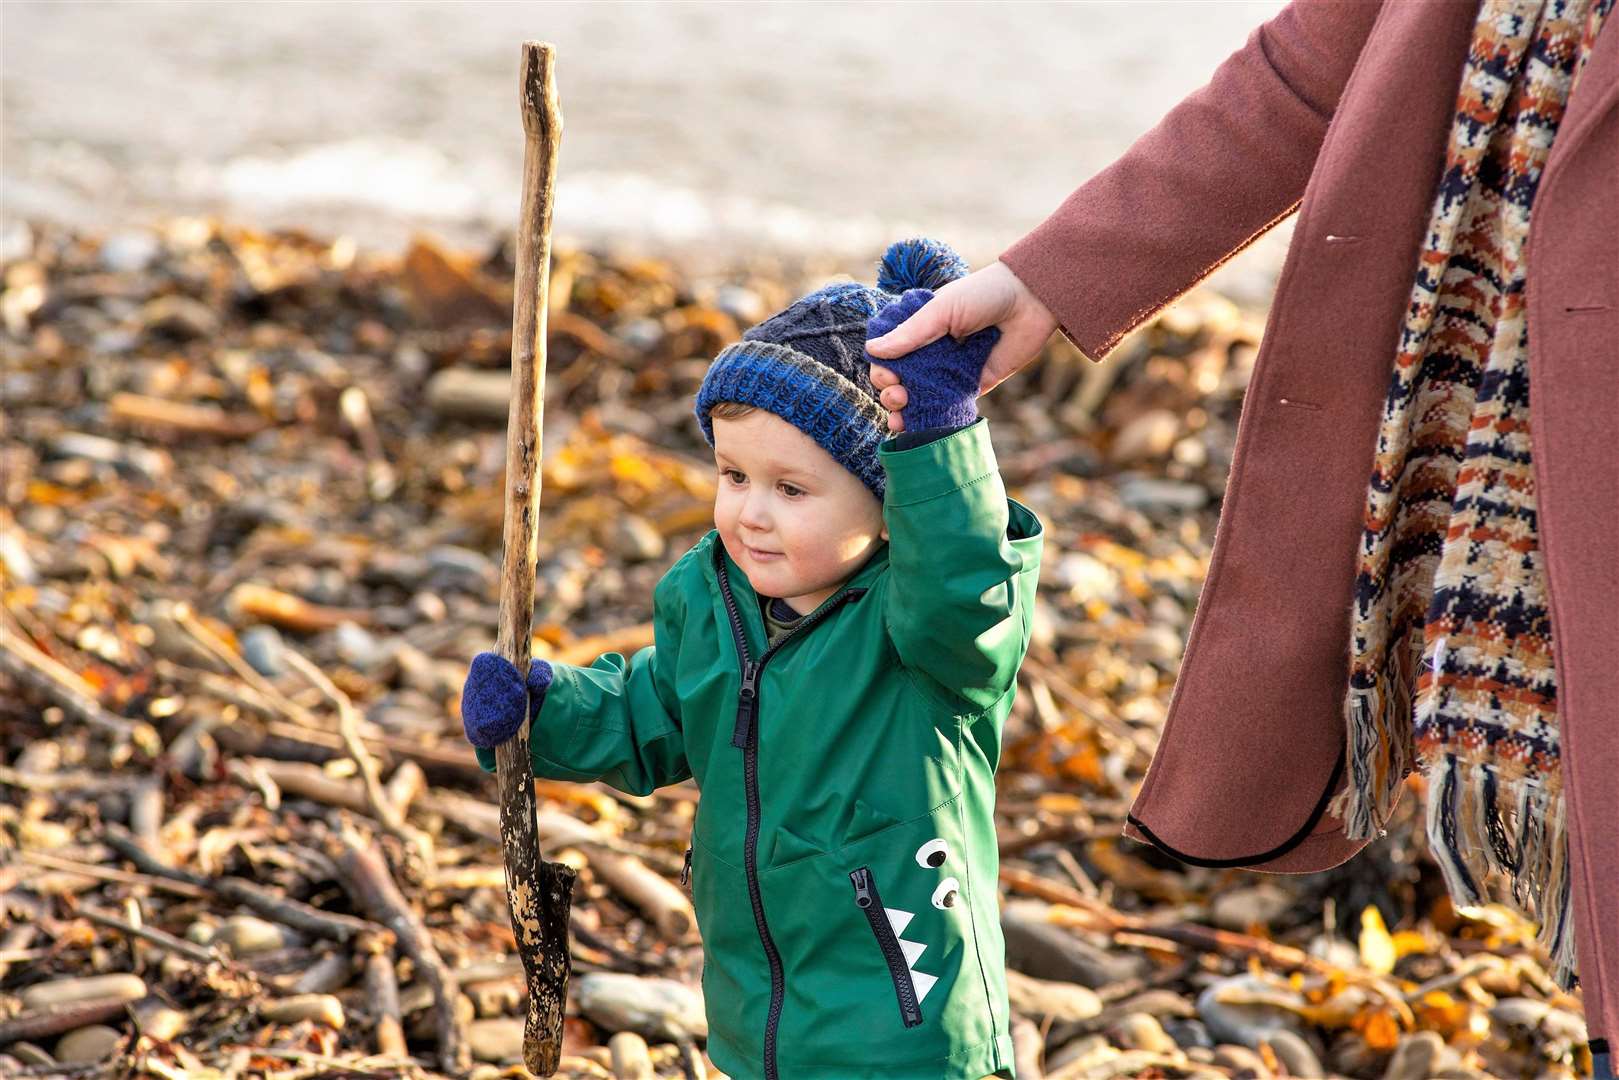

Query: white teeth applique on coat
[[883, 907, 938, 1004]]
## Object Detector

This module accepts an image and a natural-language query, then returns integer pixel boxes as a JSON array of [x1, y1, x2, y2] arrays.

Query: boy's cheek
[[711, 490, 735, 531], [710, 498, 745, 559]]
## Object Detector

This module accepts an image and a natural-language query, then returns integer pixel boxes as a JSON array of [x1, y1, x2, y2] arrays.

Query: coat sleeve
[[999, 0, 1387, 362], [878, 418, 1045, 713], [475, 565, 692, 796]]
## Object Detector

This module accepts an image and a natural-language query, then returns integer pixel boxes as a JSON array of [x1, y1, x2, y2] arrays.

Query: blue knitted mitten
[[460, 651, 554, 749], [864, 288, 1001, 431]]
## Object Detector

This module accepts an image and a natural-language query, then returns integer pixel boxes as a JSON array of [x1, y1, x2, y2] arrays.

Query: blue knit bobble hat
[[694, 238, 970, 500]]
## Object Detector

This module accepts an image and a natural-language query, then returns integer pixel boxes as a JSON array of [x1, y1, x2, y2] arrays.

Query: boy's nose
[[737, 491, 771, 530]]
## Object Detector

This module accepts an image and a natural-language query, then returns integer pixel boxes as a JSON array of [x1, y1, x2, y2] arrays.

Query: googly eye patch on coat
[[915, 838, 948, 867]]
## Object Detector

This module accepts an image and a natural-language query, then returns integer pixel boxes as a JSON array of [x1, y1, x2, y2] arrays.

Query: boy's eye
[[779, 483, 805, 498], [722, 468, 745, 484]]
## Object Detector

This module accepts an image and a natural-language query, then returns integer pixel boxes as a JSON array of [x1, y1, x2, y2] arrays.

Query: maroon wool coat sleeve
[[999, 0, 1387, 362]]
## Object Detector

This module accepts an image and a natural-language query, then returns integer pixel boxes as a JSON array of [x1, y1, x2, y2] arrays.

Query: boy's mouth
[[744, 544, 783, 561]]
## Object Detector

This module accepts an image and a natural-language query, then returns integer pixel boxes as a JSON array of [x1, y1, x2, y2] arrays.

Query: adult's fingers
[[869, 362, 900, 389], [864, 291, 952, 358], [879, 384, 909, 410]]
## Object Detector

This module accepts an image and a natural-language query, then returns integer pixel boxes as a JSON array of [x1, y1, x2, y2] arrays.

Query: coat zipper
[[713, 542, 866, 1080], [849, 866, 924, 1027]]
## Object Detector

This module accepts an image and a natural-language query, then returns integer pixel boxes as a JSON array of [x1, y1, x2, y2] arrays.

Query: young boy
[[461, 238, 1044, 1080]]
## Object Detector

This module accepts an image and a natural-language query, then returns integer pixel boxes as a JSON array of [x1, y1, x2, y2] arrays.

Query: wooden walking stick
[[494, 41, 576, 1077]]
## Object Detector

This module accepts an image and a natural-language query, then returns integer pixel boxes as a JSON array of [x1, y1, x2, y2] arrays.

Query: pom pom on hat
[[876, 238, 970, 294], [693, 235, 976, 501]]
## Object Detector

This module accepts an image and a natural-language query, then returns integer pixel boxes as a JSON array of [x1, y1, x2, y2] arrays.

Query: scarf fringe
[[1336, 649, 1578, 986], [1425, 754, 1577, 988], [1335, 633, 1420, 840]]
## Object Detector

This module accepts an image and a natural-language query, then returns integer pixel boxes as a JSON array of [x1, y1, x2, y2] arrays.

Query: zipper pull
[[850, 867, 874, 908], [679, 846, 693, 889], [730, 660, 760, 748]]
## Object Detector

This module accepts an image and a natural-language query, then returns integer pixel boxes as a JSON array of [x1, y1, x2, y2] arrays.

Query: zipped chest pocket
[[849, 866, 924, 1028]]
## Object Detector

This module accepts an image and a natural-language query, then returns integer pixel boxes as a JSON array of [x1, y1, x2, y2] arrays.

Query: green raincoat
[[478, 418, 1044, 1079]]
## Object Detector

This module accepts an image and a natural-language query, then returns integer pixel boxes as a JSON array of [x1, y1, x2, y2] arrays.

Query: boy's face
[[712, 409, 887, 616]]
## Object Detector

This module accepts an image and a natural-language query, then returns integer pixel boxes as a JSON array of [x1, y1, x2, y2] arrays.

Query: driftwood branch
[[586, 848, 695, 942], [281, 646, 435, 881], [338, 386, 398, 501], [0, 622, 155, 751], [331, 825, 468, 1076], [169, 601, 322, 728], [999, 864, 1327, 973], [0, 998, 133, 1046], [19, 849, 209, 900], [107, 391, 268, 439], [105, 829, 382, 944], [281, 649, 401, 834], [361, 933, 408, 1060], [493, 39, 576, 1078], [78, 906, 261, 1000]]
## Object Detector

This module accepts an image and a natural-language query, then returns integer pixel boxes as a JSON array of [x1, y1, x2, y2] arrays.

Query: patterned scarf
[[1338, 0, 1613, 988]]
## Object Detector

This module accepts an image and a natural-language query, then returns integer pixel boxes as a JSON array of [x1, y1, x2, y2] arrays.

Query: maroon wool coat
[[999, 0, 1618, 1038]]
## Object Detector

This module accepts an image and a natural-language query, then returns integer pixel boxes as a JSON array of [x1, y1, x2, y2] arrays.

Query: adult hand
[[863, 289, 1000, 432], [866, 260, 1058, 433]]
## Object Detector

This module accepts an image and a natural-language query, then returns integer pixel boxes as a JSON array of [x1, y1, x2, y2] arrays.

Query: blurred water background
[[4, 0, 1292, 301]]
